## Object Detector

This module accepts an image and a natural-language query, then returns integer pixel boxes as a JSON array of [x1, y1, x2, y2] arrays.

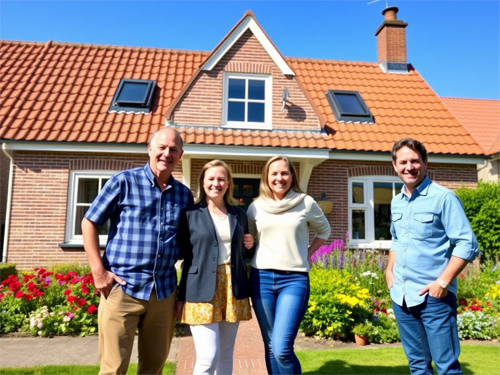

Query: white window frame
[[65, 170, 115, 244], [348, 176, 402, 249], [222, 73, 272, 130]]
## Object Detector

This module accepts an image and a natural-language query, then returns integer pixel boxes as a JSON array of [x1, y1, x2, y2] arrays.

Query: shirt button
[[157, 254, 161, 258]]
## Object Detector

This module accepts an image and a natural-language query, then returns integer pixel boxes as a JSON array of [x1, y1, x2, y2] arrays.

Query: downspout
[[1, 143, 14, 263]]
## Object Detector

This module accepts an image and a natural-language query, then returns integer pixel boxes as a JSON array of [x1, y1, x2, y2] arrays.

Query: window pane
[[228, 79, 245, 99], [352, 210, 365, 240], [100, 178, 109, 189], [352, 182, 364, 204], [248, 80, 265, 100], [228, 101, 245, 121], [248, 102, 265, 122], [336, 93, 365, 114], [74, 206, 89, 235], [117, 82, 149, 104], [374, 182, 392, 240], [77, 179, 99, 204]]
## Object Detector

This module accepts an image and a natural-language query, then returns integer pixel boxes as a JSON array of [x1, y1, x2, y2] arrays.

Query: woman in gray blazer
[[176, 160, 254, 375]]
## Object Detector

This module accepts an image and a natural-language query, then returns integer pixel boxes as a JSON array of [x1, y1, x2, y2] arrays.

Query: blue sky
[[1, 0, 499, 100]]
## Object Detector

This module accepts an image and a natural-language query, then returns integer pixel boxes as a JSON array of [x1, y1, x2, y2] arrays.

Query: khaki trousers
[[98, 286, 176, 375]]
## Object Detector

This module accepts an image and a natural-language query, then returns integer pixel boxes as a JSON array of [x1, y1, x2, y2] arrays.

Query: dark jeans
[[250, 268, 310, 375], [392, 293, 462, 375]]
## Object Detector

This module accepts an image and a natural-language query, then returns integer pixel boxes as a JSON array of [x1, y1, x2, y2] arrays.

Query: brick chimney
[[375, 6, 408, 73]]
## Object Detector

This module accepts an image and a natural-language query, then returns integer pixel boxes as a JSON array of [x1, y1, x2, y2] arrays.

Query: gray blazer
[[177, 202, 254, 302]]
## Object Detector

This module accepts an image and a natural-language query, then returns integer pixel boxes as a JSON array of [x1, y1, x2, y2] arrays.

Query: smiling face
[[203, 166, 229, 204], [392, 146, 428, 195], [267, 159, 293, 200], [148, 128, 183, 183]]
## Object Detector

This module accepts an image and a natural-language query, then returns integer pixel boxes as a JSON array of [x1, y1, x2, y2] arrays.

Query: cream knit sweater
[[247, 190, 331, 272]]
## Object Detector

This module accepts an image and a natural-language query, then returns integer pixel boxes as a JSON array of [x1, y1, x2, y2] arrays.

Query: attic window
[[326, 90, 374, 123], [109, 79, 156, 114]]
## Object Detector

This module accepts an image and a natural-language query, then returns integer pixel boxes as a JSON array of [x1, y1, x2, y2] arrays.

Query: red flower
[[15, 290, 24, 298], [78, 298, 87, 307], [64, 289, 71, 295], [42, 283, 50, 288], [37, 268, 46, 276], [9, 281, 21, 291], [73, 306, 78, 311], [81, 284, 89, 295], [24, 293, 32, 301], [26, 282, 37, 291], [487, 302, 492, 307], [87, 305, 98, 314], [67, 295, 77, 303]]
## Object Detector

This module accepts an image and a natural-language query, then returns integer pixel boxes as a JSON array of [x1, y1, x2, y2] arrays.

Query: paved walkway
[[176, 312, 266, 375], [0, 313, 266, 374]]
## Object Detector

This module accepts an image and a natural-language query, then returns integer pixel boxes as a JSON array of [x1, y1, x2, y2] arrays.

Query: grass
[[0, 362, 175, 375], [297, 344, 500, 375], [0, 345, 498, 375]]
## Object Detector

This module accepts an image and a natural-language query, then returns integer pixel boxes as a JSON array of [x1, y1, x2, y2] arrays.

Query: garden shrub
[[457, 311, 497, 340], [455, 181, 500, 259], [0, 263, 17, 282], [301, 268, 371, 340]]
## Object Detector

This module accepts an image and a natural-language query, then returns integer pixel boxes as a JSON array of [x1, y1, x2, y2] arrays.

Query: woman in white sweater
[[247, 155, 331, 375]]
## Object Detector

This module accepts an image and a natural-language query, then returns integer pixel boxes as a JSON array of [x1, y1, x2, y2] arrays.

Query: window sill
[[222, 123, 273, 131], [58, 243, 106, 251]]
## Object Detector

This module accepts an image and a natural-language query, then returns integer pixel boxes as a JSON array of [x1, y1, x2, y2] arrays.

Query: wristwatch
[[437, 278, 449, 289]]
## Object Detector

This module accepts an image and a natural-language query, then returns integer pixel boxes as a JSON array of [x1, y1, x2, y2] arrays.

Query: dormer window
[[326, 90, 374, 123], [109, 79, 156, 114], [223, 73, 272, 129]]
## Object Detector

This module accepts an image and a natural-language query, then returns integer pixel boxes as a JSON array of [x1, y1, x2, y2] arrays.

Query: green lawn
[[297, 344, 500, 374], [0, 362, 175, 375], [1, 345, 498, 375]]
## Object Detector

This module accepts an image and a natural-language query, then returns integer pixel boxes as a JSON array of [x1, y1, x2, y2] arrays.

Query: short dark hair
[[392, 138, 428, 162]]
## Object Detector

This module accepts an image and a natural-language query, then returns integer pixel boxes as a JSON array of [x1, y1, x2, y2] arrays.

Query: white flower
[[37, 322, 43, 329]]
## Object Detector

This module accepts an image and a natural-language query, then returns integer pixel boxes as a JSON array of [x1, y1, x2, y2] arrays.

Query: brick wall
[[172, 30, 320, 130], [6, 151, 478, 269]]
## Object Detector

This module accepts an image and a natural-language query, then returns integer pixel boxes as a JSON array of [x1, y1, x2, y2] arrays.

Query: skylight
[[109, 79, 156, 114], [326, 90, 374, 123]]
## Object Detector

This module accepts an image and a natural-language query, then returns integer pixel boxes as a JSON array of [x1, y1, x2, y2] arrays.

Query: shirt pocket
[[412, 213, 434, 240], [391, 212, 403, 235], [164, 202, 182, 232]]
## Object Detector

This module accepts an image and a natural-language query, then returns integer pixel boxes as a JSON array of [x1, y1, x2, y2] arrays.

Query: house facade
[[0, 8, 484, 269]]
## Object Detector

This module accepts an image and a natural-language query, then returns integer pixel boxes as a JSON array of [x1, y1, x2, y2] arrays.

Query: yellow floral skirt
[[181, 263, 252, 325]]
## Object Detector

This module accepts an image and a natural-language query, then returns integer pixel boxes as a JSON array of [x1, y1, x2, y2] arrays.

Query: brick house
[[0, 8, 485, 269]]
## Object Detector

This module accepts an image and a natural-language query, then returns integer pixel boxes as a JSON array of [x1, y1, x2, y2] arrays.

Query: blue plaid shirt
[[84, 163, 193, 301], [390, 176, 478, 307]]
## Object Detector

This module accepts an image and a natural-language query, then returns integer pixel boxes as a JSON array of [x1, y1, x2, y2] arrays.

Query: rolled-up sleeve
[[441, 193, 479, 262]]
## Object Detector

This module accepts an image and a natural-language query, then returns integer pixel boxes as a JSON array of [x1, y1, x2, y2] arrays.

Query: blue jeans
[[250, 268, 310, 375], [392, 293, 462, 375]]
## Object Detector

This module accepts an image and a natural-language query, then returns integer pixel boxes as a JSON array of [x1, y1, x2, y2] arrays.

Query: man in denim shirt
[[82, 128, 193, 375], [386, 138, 478, 375]]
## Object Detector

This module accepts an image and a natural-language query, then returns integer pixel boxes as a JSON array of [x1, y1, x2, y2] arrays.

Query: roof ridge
[[441, 96, 500, 102], [285, 56, 378, 66], [0, 39, 211, 55]]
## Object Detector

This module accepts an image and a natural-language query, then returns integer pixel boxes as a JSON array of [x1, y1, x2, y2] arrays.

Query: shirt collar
[[401, 175, 431, 198], [143, 163, 175, 189]]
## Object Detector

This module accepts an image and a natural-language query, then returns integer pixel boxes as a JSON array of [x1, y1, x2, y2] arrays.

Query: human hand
[[418, 280, 448, 298], [243, 234, 254, 249], [93, 270, 126, 300], [175, 301, 185, 320], [385, 268, 396, 290]]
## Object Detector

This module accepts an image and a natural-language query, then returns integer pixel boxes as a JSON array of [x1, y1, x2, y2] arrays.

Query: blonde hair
[[259, 155, 303, 199], [196, 160, 238, 206]]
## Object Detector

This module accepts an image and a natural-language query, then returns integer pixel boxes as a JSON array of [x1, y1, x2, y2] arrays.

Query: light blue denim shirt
[[389, 176, 479, 307]]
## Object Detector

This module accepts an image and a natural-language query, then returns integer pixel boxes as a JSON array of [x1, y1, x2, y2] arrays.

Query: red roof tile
[[0, 39, 484, 156], [441, 97, 500, 155]]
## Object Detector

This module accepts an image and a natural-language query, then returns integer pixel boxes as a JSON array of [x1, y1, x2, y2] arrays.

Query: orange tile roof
[[0, 39, 484, 155], [441, 97, 500, 155]]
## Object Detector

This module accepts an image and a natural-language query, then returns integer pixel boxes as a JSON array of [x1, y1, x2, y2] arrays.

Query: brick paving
[[175, 312, 266, 375]]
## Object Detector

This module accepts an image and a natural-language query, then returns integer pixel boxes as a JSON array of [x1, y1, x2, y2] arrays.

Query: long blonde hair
[[196, 160, 238, 206], [258, 155, 303, 199]]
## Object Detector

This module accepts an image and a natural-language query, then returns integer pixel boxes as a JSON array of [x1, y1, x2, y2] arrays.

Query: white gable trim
[[201, 15, 295, 76]]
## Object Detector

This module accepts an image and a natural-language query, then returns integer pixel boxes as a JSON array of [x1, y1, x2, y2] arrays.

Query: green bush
[[455, 181, 500, 258], [301, 268, 371, 340]]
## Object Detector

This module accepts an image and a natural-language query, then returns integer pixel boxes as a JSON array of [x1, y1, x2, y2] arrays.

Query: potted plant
[[352, 323, 372, 346]]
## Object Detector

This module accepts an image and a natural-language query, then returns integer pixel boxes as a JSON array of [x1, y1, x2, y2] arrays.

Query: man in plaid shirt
[[82, 127, 193, 375]]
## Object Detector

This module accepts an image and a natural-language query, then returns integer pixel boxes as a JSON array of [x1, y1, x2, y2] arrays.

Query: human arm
[[306, 197, 331, 266], [418, 256, 469, 297], [81, 218, 125, 299]]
